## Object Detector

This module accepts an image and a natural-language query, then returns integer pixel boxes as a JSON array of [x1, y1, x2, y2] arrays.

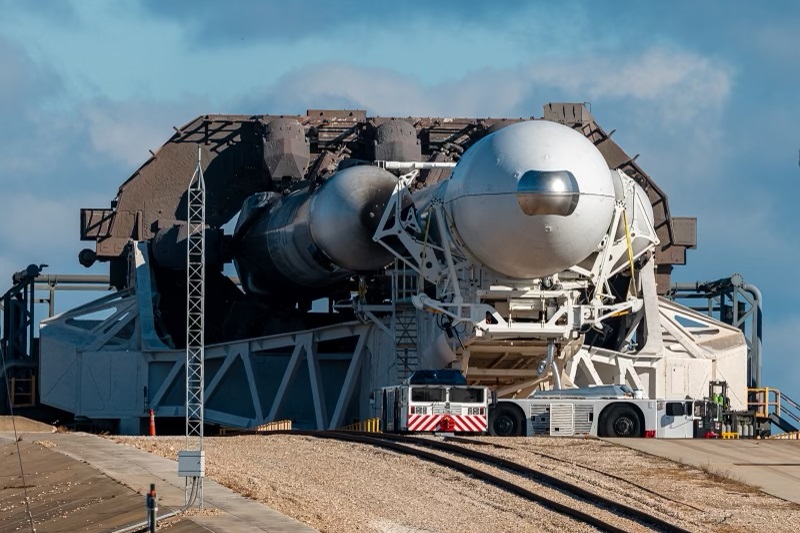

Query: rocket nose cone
[[444, 120, 616, 279], [309, 165, 398, 271]]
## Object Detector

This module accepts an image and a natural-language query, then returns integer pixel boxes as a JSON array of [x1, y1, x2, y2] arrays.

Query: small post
[[147, 483, 158, 532]]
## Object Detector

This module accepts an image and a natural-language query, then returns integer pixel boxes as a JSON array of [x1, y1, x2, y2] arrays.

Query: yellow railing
[[748, 387, 780, 419], [337, 417, 381, 433], [255, 420, 293, 432], [769, 431, 800, 440], [219, 419, 293, 435]]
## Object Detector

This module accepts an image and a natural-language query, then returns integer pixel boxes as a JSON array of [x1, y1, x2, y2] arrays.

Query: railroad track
[[457, 436, 707, 514], [259, 430, 693, 533]]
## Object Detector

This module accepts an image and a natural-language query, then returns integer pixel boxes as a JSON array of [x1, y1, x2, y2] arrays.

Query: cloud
[[0, 192, 107, 286], [83, 98, 210, 167], [245, 46, 732, 122], [0, 0, 79, 25], [139, 0, 525, 46], [532, 48, 733, 127], [0, 37, 61, 122]]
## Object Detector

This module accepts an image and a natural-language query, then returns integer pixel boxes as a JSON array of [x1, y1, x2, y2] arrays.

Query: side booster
[[232, 165, 398, 297]]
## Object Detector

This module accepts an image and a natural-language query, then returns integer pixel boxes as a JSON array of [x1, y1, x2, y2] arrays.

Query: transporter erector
[[37, 104, 745, 432]]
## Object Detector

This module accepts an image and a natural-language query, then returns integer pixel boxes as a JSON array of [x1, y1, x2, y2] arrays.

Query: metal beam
[[266, 336, 308, 421], [204, 350, 240, 400], [468, 368, 540, 378], [240, 351, 263, 424], [328, 332, 368, 429], [306, 338, 328, 429]]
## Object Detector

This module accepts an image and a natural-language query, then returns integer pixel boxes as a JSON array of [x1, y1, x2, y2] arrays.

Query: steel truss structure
[[666, 274, 762, 387], [39, 244, 374, 431], [182, 147, 206, 506]]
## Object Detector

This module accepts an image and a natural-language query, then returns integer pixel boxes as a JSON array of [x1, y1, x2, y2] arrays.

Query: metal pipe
[[34, 284, 112, 291], [27, 283, 34, 361], [147, 484, 157, 533], [742, 283, 763, 388], [34, 274, 110, 284], [549, 341, 562, 390], [378, 161, 457, 170], [109, 510, 180, 533]]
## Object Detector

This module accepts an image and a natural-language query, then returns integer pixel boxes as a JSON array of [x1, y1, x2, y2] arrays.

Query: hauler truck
[[489, 385, 702, 438]]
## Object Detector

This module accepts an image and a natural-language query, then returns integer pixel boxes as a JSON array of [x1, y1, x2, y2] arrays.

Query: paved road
[[0, 431, 318, 532]]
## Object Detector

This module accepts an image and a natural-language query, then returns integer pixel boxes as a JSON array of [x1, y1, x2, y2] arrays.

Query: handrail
[[747, 387, 780, 419], [781, 391, 800, 411]]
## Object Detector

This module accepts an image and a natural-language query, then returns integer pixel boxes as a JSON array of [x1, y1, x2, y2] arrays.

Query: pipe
[[742, 282, 763, 388], [33, 274, 111, 284], [549, 341, 562, 390], [378, 161, 456, 170]]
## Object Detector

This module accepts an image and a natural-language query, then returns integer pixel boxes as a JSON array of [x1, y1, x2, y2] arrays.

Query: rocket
[[231, 120, 652, 295]]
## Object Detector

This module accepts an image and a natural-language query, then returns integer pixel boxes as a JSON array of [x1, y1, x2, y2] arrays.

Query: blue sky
[[1, 1, 798, 399]]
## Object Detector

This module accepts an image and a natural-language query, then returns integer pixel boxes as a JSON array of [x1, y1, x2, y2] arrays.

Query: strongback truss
[[38, 293, 372, 430], [151, 323, 372, 430], [37, 243, 374, 431]]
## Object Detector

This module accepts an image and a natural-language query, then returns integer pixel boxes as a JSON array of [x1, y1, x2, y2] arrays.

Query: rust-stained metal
[[544, 102, 696, 291]]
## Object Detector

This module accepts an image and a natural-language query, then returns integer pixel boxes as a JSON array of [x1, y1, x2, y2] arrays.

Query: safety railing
[[748, 387, 781, 419], [780, 391, 800, 426], [218, 419, 293, 435], [337, 417, 381, 433], [769, 431, 800, 440]]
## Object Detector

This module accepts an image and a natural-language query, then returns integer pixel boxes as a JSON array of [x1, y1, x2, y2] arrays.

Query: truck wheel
[[602, 405, 642, 438], [489, 405, 525, 437]]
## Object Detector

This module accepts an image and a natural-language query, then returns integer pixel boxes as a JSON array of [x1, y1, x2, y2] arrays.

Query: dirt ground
[[112, 434, 800, 533]]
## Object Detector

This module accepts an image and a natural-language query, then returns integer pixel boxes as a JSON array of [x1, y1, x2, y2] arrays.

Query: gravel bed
[[473, 437, 800, 533], [399, 440, 660, 533], [111, 434, 800, 533], [113, 435, 599, 533]]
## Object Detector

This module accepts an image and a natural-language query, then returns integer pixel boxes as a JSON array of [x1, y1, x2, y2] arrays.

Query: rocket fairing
[[441, 120, 618, 280]]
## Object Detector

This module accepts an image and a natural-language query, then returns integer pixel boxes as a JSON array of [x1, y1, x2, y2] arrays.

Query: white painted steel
[[443, 120, 616, 279]]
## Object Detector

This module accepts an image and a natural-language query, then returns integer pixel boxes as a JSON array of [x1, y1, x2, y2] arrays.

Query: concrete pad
[[0, 439, 196, 532], [1, 432, 318, 532], [0, 416, 56, 432], [606, 438, 800, 504]]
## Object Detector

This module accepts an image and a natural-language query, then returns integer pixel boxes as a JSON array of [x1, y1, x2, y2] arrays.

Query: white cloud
[[83, 99, 208, 167], [0, 192, 107, 285], [258, 46, 733, 125], [533, 47, 733, 126]]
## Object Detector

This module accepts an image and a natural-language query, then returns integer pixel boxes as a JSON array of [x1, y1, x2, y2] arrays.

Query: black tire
[[600, 404, 643, 438], [489, 405, 526, 437]]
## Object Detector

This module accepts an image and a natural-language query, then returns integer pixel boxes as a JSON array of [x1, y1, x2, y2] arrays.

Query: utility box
[[177, 450, 205, 477]]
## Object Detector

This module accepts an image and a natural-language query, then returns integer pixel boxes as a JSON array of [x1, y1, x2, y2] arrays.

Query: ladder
[[392, 261, 419, 382]]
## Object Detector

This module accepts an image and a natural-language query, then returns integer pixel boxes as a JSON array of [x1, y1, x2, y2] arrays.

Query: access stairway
[[749, 387, 800, 434]]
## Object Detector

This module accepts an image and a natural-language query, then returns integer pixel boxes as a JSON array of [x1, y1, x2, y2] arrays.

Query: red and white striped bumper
[[407, 414, 487, 433]]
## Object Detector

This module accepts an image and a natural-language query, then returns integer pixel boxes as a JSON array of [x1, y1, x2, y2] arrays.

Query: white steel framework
[[184, 147, 205, 507]]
